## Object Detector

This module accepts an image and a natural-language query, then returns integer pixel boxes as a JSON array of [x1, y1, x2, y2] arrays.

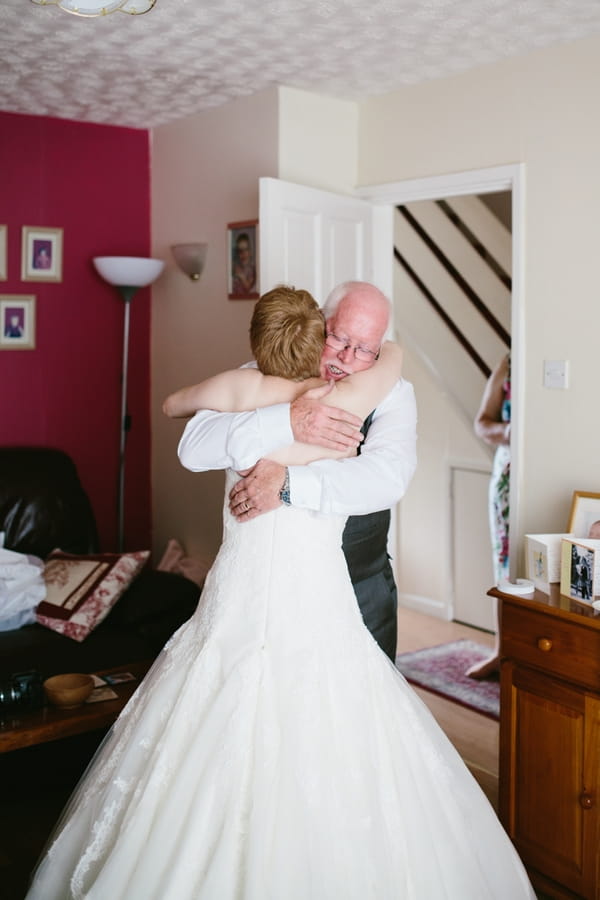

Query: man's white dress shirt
[[178, 377, 417, 518]]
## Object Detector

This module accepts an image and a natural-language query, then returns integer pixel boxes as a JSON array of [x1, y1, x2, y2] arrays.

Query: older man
[[170, 281, 417, 661]]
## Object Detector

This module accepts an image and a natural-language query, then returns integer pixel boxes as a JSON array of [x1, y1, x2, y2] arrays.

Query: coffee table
[[0, 661, 151, 753]]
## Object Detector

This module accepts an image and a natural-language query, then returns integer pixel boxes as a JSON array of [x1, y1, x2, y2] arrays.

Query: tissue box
[[560, 537, 600, 604], [525, 534, 573, 593]]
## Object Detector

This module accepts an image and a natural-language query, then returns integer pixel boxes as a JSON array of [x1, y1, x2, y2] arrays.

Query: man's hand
[[229, 459, 286, 521], [290, 382, 363, 451]]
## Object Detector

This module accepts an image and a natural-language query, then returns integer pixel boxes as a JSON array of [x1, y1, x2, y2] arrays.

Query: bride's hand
[[290, 382, 363, 451]]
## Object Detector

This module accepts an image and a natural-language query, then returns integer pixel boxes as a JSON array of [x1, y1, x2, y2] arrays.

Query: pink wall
[[0, 112, 153, 553]]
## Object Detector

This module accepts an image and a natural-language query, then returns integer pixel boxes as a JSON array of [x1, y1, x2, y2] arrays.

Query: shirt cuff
[[255, 403, 294, 449], [287, 464, 322, 511]]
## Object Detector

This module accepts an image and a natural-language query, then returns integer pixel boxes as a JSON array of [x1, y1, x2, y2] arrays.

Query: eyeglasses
[[325, 332, 379, 363]]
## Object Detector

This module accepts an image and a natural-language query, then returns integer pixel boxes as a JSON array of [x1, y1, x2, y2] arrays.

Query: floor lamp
[[93, 256, 165, 551]]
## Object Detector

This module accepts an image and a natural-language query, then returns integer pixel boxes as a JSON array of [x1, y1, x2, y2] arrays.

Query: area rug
[[395, 639, 500, 720]]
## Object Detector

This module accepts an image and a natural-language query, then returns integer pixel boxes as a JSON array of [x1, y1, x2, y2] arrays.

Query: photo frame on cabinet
[[524, 533, 574, 594], [0, 295, 36, 350], [567, 491, 600, 540], [0, 226, 6, 281], [21, 226, 63, 282], [560, 537, 600, 603], [227, 220, 259, 300]]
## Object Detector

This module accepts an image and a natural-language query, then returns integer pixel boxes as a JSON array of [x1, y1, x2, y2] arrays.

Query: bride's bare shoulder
[[237, 370, 325, 407]]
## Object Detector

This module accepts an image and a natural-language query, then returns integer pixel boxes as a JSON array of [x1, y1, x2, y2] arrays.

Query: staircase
[[393, 194, 511, 428], [392, 194, 511, 630]]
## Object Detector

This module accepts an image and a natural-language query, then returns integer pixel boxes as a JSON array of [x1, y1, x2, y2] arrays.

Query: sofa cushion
[[36, 550, 150, 642], [0, 570, 202, 680]]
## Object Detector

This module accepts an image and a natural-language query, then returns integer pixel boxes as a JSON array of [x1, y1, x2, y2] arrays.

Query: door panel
[[259, 176, 392, 304], [452, 466, 495, 631]]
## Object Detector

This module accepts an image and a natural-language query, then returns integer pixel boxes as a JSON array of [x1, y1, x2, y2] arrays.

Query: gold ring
[[243, 501, 250, 512]]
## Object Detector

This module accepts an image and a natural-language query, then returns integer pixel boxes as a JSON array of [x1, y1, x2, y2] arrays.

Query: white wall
[[150, 87, 358, 566], [359, 34, 600, 586], [395, 339, 493, 620], [278, 86, 358, 194], [150, 89, 279, 564]]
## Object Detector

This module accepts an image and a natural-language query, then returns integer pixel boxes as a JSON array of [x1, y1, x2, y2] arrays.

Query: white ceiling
[[2, 0, 600, 130]]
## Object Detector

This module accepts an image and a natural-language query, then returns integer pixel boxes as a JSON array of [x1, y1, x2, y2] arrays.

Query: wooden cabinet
[[494, 585, 600, 899]]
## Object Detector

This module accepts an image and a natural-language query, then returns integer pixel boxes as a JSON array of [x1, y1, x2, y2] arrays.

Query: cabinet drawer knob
[[579, 792, 594, 810], [537, 637, 553, 652]]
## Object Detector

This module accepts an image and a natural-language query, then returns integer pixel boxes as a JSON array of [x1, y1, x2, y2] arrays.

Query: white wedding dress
[[27, 471, 535, 900]]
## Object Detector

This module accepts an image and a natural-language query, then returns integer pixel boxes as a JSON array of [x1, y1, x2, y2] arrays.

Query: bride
[[27, 286, 534, 899]]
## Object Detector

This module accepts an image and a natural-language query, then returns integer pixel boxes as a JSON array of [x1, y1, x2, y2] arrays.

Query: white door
[[259, 177, 393, 306], [258, 174, 398, 577]]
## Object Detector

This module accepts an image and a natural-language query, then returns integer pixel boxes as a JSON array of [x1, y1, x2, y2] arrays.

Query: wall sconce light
[[93, 255, 164, 551], [171, 243, 208, 281]]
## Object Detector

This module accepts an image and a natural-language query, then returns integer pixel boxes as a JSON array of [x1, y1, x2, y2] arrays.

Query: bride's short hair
[[250, 285, 325, 380]]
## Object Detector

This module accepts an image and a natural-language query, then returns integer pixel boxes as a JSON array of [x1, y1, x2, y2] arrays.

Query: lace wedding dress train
[[27, 472, 535, 900]]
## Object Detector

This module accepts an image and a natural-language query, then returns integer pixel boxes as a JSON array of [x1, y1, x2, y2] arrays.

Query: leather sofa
[[0, 447, 201, 682]]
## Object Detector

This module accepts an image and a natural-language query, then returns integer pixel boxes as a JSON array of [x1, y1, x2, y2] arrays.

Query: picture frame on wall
[[566, 491, 600, 540], [0, 294, 36, 350], [227, 220, 259, 300], [0, 225, 6, 281], [21, 226, 63, 283]]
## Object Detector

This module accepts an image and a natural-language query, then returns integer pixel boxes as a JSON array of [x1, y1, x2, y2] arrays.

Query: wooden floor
[[395, 606, 499, 810]]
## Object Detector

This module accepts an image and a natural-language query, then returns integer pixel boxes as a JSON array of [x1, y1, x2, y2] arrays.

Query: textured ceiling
[[2, 0, 600, 130]]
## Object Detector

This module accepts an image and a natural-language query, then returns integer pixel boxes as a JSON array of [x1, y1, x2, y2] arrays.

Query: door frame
[[357, 163, 525, 584]]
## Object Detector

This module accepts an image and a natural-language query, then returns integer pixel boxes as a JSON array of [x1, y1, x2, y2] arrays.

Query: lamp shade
[[171, 243, 208, 281], [93, 256, 164, 287]]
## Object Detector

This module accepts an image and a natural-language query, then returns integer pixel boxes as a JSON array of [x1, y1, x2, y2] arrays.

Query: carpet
[[395, 639, 500, 720]]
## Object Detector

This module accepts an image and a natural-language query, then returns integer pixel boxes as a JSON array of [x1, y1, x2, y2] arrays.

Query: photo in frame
[[0, 295, 36, 350], [227, 220, 259, 300], [21, 226, 63, 282], [0, 225, 6, 281], [566, 491, 600, 540], [560, 537, 600, 603]]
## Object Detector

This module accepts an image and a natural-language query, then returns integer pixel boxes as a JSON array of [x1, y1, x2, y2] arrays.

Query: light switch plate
[[543, 359, 569, 389]]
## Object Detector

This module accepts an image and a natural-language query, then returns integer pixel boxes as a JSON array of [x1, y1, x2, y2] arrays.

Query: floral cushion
[[36, 550, 150, 642]]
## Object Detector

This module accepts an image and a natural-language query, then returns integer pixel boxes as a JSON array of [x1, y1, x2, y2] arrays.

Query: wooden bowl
[[43, 673, 94, 709]]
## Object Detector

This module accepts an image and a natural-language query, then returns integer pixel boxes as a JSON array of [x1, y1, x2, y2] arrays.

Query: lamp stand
[[117, 285, 138, 552], [92, 257, 165, 553]]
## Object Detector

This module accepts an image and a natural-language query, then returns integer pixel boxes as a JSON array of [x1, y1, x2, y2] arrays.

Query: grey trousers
[[342, 509, 398, 662]]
